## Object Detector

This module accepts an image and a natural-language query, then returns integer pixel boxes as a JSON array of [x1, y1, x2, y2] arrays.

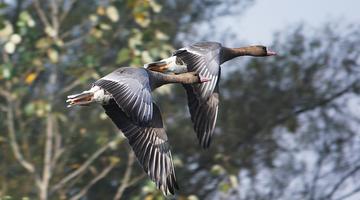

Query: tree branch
[[309, 154, 326, 200], [70, 163, 116, 200], [259, 80, 358, 134], [60, 0, 78, 23], [50, 139, 119, 193], [33, 0, 51, 28], [51, 118, 64, 172], [50, 0, 60, 33], [59, 79, 82, 95], [113, 151, 136, 200], [5, 94, 35, 174], [38, 114, 54, 200], [334, 185, 360, 200], [326, 164, 360, 199]]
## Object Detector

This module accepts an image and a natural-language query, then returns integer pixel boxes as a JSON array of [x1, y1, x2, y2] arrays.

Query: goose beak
[[266, 49, 277, 56]]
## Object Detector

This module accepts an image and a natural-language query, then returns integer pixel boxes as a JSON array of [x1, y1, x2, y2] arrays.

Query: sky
[[219, 0, 360, 44], [215, 1, 360, 199]]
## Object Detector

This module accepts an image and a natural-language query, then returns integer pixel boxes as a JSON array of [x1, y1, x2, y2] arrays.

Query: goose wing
[[173, 42, 221, 100], [183, 74, 220, 148], [94, 68, 153, 125], [174, 42, 221, 148], [103, 101, 178, 195]]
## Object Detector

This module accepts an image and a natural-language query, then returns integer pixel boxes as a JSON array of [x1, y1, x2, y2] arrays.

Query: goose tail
[[144, 60, 169, 72], [66, 91, 94, 107]]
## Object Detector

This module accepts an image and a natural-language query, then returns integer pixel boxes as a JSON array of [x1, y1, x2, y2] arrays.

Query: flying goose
[[145, 42, 276, 148], [66, 67, 209, 195]]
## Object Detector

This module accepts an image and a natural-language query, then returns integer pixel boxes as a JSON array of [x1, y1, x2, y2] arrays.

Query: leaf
[[45, 26, 57, 37], [35, 38, 52, 49], [141, 50, 152, 63], [106, 6, 119, 22], [24, 102, 35, 116], [24, 72, 37, 85], [219, 182, 230, 192], [149, 0, 162, 13], [187, 195, 199, 200], [134, 12, 150, 28], [2, 63, 12, 79], [19, 11, 35, 27], [90, 28, 103, 39], [109, 156, 121, 164], [0, 21, 13, 40], [9, 34, 22, 44], [155, 30, 168, 41], [116, 48, 130, 64], [47, 49, 59, 63], [96, 6, 105, 16], [89, 14, 98, 23], [32, 58, 43, 67], [4, 41, 16, 54], [99, 23, 111, 31], [229, 175, 238, 188], [0, 2, 8, 9], [210, 164, 225, 175]]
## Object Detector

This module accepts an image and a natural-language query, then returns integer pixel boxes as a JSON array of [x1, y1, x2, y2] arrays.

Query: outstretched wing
[[183, 76, 220, 149], [174, 42, 221, 100], [102, 101, 178, 195], [94, 68, 153, 125], [174, 42, 221, 148]]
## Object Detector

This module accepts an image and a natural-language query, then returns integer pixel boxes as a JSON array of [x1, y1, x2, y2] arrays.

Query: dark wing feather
[[94, 69, 153, 125], [174, 42, 221, 148], [102, 101, 178, 195], [183, 76, 220, 148], [174, 42, 221, 100]]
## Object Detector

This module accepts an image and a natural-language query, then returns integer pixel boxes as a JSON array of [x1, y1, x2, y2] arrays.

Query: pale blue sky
[[217, 0, 360, 44]]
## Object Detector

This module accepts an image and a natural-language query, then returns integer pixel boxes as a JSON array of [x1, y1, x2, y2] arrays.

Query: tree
[[158, 23, 360, 199], [0, 0, 251, 199]]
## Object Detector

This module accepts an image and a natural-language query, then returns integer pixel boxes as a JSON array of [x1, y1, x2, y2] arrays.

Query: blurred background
[[0, 0, 360, 199]]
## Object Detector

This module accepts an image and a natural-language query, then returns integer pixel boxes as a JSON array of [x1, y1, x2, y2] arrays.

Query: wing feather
[[102, 101, 179, 195], [95, 71, 153, 125], [174, 42, 222, 148]]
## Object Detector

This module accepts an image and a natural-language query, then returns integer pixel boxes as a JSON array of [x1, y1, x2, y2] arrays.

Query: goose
[[66, 67, 209, 195], [145, 42, 276, 148]]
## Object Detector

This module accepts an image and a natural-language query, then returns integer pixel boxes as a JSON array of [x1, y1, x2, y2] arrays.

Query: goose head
[[248, 45, 277, 57]]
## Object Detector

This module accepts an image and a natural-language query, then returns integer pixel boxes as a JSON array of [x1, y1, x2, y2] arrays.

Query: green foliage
[[1, 0, 359, 200], [0, 0, 251, 199]]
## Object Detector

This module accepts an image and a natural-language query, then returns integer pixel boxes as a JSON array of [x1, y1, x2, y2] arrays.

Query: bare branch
[[334, 185, 360, 200], [60, 0, 78, 23], [326, 165, 360, 199], [33, 0, 51, 28], [59, 79, 82, 95], [309, 154, 326, 200], [51, 139, 119, 193], [38, 114, 55, 200], [50, 0, 60, 33], [127, 174, 146, 188], [51, 119, 64, 171], [0, 104, 8, 112], [5, 96, 35, 174], [0, 90, 12, 99], [70, 163, 116, 200], [63, 32, 89, 47], [113, 151, 136, 200], [257, 80, 358, 135]]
